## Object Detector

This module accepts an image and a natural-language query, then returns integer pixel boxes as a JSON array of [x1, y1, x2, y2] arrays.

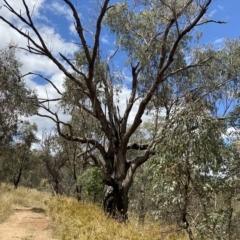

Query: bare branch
[[59, 53, 88, 80], [23, 72, 63, 96], [63, 0, 91, 63], [37, 110, 107, 158], [196, 20, 227, 26], [90, 0, 111, 72], [162, 57, 212, 81], [121, 63, 140, 138], [38, 98, 61, 104]]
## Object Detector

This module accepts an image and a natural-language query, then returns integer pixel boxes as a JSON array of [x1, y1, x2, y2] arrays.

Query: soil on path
[[0, 206, 56, 240]]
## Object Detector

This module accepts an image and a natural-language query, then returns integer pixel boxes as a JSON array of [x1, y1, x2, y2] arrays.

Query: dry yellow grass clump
[[48, 196, 187, 240], [0, 184, 14, 223]]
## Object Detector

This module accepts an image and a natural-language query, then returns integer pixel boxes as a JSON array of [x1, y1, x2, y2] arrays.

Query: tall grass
[[48, 196, 188, 240], [0, 183, 14, 222]]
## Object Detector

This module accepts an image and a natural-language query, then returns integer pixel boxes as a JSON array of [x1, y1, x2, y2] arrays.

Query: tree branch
[[127, 143, 148, 150], [63, 0, 91, 63], [121, 63, 140, 138], [23, 72, 63, 96], [123, 0, 212, 147], [90, 0, 111, 72]]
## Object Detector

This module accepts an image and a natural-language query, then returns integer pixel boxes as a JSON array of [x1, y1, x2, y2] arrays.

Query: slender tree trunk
[[13, 167, 22, 189], [54, 179, 59, 194], [138, 173, 148, 225], [182, 170, 194, 240], [76, 184, 82, 201], [13, 158, 25, 189], [138, 196, 146, 225], [73, 161, 82, 201]]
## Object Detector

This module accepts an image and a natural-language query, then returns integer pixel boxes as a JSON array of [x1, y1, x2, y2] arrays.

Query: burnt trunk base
[[103, 184, 129, 222]]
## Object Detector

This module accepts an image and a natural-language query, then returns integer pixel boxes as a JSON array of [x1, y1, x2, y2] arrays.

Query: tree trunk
[[13, 167, 22, 189], [13, 160, 24, 189], [76, 184, 82, 201], [103, 183, 129, 222], [138, 191, 146, 225], [103, 150, 133, 222]]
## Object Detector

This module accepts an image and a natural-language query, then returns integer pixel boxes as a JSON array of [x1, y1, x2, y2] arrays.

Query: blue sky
[[0, 0, 240, 139], [199, 0, 240, 44], [48, 0, 240, 42]]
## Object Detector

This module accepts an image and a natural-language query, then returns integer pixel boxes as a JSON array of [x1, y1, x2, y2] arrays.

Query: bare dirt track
[[0, 206, 56, 240]]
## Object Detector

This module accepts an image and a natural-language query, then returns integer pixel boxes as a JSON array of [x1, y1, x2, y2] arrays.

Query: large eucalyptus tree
[[1, 0, 238, 221]]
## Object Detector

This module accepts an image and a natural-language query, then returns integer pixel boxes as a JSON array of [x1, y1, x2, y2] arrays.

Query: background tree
[[39, 127, 102, 198], [0, 121, 38, 188], [0, 44, 38, 186], [152, 99, 240, 239], [40, 130, 67, 195], [1, 0, 239, 221], [0, 44, 37, 152]]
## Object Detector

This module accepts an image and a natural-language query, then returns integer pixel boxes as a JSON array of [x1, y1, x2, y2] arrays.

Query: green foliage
[[152, 101, 240, 239], [0, 45, 37, 149], [104, 1, 196, 94], [0, 121, 39, 187], [78, 167, 104, 202]]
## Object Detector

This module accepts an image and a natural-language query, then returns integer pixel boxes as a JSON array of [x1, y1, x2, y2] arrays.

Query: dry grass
[[0, 183, 188, 240], [0, 184, 14, 223], [48, 196, 188, 240], [0, 183, 51, 223]]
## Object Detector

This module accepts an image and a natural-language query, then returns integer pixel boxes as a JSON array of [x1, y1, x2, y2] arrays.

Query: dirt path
[[0, 206, 56, 240]]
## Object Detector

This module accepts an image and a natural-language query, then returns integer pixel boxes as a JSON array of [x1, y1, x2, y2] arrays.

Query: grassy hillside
[[0, 183, 188, 240], [48, 196, 188, 240]]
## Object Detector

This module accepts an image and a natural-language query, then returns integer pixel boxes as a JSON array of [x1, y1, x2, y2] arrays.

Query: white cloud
[[226, 127, 240, 136], [113, 86, 153, 124], [213, 38, 224, 44], [49, 2, 73, 22], [0, 0, 45, 20], [101, 35, 109, 44], [209, 9, 217, 18], [213, 38, 224, 49], [69, 23, 77, 36]]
